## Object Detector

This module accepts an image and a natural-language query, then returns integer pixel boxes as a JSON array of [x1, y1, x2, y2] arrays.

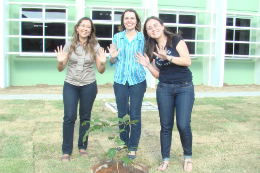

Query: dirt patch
[[0, 83, 260, 94]]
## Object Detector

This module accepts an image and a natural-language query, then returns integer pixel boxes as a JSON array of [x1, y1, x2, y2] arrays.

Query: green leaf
[[123, 116, 130, 121], [100, 121, 109, 126], [123, 156, 132, 166], [108, 148, 116, 158], [118, 140, 125, 146], [91, 125, 102, 131], [93, 118, 99, 123], [108, 137, 115, 140], [118, 118, 124, 123], [129, 120, 139, 124], [117, 129, 125, 133]]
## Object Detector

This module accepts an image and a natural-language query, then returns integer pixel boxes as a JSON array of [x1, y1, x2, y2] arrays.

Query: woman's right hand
[[107, 43, 121, 58], [54, 45, 68, 64], [134, 52, 150, 67]]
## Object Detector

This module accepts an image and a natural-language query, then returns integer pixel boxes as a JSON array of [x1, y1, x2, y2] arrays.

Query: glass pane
[[179, 15, 196, 24], [22, 8, 42, 18], [22, 22, 43, 36], [167, 27, 177, 34], [159, 14, 176, 23], [95, 25, 112, 38], [45, 39, 65, 52], [114, 11, 123, 21], [236, 18, 250, 27], [92, 11, 111, 20], [225, 43, 233, 54], [226, 29, 234, 40], [186, 42, 195, 54], [234, 43, 249, 55], [226, 18, 233, 26], [235, 30, 250, 41], [114, 25, 120, 35], [98, 40, 112, 51], [46, 9, 66, 19], [45, 23, 66, 36], [179, 27, 195, 39], [22, 38, 43, 52]]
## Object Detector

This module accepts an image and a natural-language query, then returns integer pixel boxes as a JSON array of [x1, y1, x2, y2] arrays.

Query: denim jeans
[[156, 81, 194, 161], [62, 81, 97, 155], [113, 80, 146, 151]]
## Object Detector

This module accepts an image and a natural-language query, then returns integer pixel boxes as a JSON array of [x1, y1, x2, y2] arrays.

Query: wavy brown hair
[[143, 16, 182, 62], [67, 17, 98, 59], [118, 8, 141, 32]]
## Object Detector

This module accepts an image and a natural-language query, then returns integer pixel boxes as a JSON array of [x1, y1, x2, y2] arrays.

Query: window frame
[[159, 12, 199, 57], [225, 16, 253, 59], [18, 6, 69, 56]]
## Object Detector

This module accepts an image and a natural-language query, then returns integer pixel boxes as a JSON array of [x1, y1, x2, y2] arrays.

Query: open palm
[[134, 52, 150, 67], [96, 47, 107, 64], [54, 45, 67, 63], [107, 43, 121, 58]]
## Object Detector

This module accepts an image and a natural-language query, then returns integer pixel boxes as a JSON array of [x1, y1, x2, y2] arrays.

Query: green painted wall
[[224, 60, 255, 85], [7, 0, 260, 86]]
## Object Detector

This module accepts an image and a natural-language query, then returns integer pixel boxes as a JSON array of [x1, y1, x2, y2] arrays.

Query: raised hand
[[134, 52, 150, 67], [54, 45, 68, 64], [96, 47, 107, 64], [107, 43, 121, 58], [153, 44, 168, 60]]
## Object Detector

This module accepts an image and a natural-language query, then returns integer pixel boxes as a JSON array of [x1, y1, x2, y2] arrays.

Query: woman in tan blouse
[[55, 17, 106, 162]]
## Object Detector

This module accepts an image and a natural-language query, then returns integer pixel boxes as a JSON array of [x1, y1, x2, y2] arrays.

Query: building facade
[[1, 0, 260, 88]]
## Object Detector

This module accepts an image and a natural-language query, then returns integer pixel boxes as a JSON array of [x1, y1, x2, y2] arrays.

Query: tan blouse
[[64, 41, 100, 86]]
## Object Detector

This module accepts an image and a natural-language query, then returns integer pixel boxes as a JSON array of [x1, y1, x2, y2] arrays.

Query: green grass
[[0, 97, 259, 173]]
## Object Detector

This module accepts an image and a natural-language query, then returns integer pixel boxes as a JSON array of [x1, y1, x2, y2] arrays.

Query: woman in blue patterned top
[[107, 8, 146, 160]]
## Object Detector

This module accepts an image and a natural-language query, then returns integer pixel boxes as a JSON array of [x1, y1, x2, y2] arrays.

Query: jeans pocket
[[179, 82, 193, 88], [157, 83, 165, 89]]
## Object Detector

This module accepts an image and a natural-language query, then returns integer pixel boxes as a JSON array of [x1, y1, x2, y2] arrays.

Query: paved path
[[0, 91, 260, 100]]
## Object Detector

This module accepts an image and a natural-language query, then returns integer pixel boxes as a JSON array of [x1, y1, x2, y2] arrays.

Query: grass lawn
[[0, 96, 259, 173]]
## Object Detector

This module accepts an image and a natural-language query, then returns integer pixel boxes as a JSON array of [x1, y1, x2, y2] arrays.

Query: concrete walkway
[[0, 91, 260, 100]]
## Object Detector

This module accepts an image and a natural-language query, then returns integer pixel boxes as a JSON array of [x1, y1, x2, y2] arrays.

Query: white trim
[[226, 26, 260, 30], [225, 41, 260, 44], [86, 5, 148, 10], [7, 35, 72, 39], [160, 8, 216, 14], [7, 1, 76, 7], [6, 19, 76, 23], [227, 12, 260, 17]]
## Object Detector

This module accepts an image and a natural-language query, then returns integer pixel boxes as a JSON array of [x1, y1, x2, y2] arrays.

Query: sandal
[[61, 154, 70, 162], [184, 159, 193, 172], [79, 150, 88, 157], [157, 161, 169, 171], [127, 151, 136, 160], [116, 145, 127, 151]]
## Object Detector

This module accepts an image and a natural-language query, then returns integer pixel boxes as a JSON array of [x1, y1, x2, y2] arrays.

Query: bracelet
[[153, 69, 157, 78], [169, 56, 173, 62]]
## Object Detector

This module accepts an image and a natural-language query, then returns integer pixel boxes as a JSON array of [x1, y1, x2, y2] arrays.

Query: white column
[[142, 0, 158, 88], [76, 0, 85, 21], [203, 0, 227, 87], [255, 3, 260, 84], [0, 0, 9, 88]]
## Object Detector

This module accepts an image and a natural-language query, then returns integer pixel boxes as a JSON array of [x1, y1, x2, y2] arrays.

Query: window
[[225, 17, 251, 57], [159, 13, 197, 54], [20, 7, 67, 53], [91, 10, 123, 50]]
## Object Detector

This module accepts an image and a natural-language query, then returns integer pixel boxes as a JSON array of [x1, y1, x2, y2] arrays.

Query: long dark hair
[[143, 16, 181, 62], [118, 8, 141, 32], [67, 17, 98, 59]]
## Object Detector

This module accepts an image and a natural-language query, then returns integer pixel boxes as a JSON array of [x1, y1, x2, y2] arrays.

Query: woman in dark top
[[135, 16, 194, 172]]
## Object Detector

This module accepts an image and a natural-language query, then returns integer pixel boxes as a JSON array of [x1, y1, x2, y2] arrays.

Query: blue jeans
[[113, 80, 146, 151], [62, 81, 97, 155], [156, 81, 194, 161]]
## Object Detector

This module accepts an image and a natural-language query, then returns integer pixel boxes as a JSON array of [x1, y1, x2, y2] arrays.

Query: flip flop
[[61, 155, 70, 162], [79, 150, 88, 157]]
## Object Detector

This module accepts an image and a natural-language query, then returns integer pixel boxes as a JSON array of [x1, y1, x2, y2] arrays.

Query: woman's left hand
[[153, 44, 168, 60], [96, 47, 107, 64]]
